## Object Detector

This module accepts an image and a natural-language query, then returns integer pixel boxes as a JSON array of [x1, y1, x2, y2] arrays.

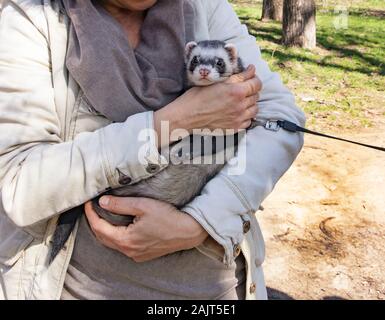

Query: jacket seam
[[16, 250, 26, 299], [205, 0, 221, 30], [99, 130, 116, 187], [27, 236, 46, 299], [219, 174, 253, 212], [6, 0, 48, 42], [69, 93, 82, 141], [55, 220, 79, 299]]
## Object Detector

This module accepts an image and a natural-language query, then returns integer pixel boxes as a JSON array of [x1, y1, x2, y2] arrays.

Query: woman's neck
[[102, 2, 145, 49]]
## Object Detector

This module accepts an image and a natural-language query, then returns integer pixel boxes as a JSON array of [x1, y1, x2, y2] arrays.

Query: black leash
[[256, 120, 385, 152]]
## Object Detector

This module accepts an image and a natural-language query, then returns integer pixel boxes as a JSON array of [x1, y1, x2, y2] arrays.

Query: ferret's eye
[[191, 56, 200, 66], [216, 59, 224, 67]]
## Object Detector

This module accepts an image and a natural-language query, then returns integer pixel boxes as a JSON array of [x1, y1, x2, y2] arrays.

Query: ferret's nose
[[199, 68, 210, 78]]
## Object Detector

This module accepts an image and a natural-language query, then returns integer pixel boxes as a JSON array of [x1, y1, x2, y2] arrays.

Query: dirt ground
[[258, 129, 385, 300]]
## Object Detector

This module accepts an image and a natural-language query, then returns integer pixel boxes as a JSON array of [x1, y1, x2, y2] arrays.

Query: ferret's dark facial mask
[[185, 41, 240, 86]]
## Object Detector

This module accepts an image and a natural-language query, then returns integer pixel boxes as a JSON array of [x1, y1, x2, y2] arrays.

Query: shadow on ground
[[267, 288, 348, 300], [238, 15, 385, 76], [267, 287, 295, 300]]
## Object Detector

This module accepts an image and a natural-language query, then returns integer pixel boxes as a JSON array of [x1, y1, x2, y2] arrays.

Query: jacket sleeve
[[182, 0, 306, 265], [0, 2, 167, 227]]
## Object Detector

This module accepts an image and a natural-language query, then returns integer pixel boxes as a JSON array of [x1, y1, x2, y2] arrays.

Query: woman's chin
[[119, 0, 158, 11]]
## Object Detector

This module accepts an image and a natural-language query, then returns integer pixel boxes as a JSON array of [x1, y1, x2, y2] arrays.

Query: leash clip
[[264, 120, 281, 132]]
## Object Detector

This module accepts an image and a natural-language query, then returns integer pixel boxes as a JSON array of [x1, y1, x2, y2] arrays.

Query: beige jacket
[[0, 0, 305, 300]]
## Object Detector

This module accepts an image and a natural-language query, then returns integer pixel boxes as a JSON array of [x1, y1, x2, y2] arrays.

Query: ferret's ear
[[224, 43, 238, 62], [185, 41, 198, 60]]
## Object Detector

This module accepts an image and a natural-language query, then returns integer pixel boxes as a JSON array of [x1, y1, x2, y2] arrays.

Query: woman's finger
[[239, 119, 252, 130], [225, 64, 256, 84], [243, 95, 259, 109], [243, 105, 258, 120], [84, 201, 122, 240], [99, 196, 145, 216], [242, 76, 262, 97]]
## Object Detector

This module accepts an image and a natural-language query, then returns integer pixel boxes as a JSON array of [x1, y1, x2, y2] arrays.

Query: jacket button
[[146, 163, 160, 174], [117, 169, 132, 185], [233, 244, 241, 258], [243, 220, 251, 233], [249, 283, 256, 294]]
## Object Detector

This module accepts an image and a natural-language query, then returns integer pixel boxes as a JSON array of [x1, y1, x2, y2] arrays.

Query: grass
[[231, 0, 385, 132]]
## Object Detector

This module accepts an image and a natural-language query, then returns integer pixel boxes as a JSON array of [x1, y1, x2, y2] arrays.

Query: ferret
[[50, 40, 249, 263]]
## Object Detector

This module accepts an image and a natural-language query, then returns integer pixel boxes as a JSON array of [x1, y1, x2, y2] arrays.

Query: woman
[[0, 0, 305, 300]]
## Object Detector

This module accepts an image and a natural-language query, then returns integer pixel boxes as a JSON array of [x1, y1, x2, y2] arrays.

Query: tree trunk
[[282, 0, 316, 49], [261, 0, 283, 21]]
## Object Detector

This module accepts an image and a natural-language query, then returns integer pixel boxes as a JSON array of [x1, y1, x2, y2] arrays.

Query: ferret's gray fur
[[50, 40, 246, 263]]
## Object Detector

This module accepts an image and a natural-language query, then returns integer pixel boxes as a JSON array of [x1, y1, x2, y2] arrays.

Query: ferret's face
[[185, 42, 239, 87]]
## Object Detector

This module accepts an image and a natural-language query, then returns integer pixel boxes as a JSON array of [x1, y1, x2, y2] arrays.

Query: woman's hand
[[84, 196, 208, 262], [154, 65, 262, 146]]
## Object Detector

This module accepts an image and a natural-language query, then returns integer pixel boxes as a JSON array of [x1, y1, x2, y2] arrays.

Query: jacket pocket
[[0, 214, 34, 267]]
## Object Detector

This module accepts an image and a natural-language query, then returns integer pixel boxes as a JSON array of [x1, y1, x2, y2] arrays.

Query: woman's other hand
[[154, 64, 261, 145], [84, 196, 208, 262]]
